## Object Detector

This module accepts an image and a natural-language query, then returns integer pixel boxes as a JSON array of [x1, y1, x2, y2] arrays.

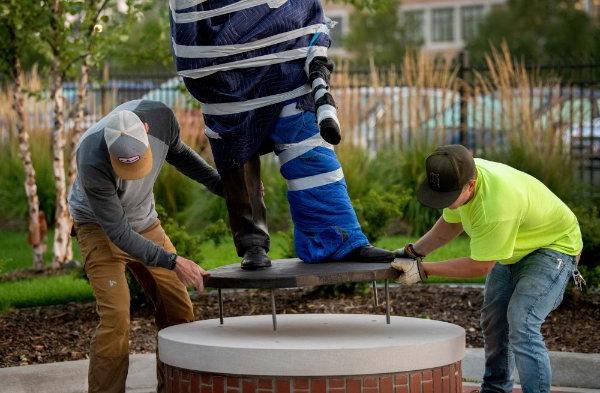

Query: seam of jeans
[[552, 258, 574, 310], [523, 259, 564, 393], [481, 263, 513, 392]]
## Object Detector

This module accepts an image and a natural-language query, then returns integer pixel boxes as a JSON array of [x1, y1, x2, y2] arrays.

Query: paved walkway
[[0, 354, 156, 393], [461, 383, 599, 393], [1, 350, 599, 393]]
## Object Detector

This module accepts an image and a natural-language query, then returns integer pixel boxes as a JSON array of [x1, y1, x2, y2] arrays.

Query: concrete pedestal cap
[[159, 314, 465, 376]]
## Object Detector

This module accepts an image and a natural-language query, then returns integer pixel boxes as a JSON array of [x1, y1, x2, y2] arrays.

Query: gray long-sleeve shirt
[[68, 100, 222, 269]]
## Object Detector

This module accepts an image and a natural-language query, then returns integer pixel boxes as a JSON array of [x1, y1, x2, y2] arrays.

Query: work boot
[[241, 246, 272, 270], [343, 245, 395, 262]]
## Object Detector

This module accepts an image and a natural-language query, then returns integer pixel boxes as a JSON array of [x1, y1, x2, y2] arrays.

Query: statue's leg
[[272, 108, 394, 263], [272, 109, 367, 262], [222, 155, 271, 269]]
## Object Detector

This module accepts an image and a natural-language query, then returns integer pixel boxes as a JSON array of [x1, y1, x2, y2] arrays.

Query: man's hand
[[391, 258, 427, 285], [173, 256, 210, 293], [394, 244, 423, 260]]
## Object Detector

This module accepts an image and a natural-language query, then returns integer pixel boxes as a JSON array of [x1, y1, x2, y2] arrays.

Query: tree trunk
[[63, 56, 91, 264], [67, 56, 90, 189], [51, 68, 72, 267], [13, 55, 46, 270], [50, 0, 72, 267]]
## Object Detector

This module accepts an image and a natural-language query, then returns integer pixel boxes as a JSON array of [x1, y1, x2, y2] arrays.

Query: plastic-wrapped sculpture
[[170, 0, 393, 269]]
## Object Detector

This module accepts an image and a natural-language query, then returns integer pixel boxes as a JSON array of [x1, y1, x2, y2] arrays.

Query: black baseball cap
[[417, 145, 476, 209]]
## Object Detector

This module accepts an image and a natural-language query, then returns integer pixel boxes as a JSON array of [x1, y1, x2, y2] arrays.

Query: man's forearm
[[166, 142, 223, 196], [423, 257, 495, 278], [413, 217, 463, 256]]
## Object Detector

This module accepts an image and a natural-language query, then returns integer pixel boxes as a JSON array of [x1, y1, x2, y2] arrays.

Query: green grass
[[0, 229, 479, 312], [0, 230, 81, 274], [0, 275, 94, 313]]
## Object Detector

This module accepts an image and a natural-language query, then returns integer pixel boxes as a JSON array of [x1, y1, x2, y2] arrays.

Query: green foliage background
[[466, 0, 600, 63]]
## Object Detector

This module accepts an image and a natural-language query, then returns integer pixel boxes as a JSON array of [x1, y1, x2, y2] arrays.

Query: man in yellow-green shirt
[[392, 145, 582, 393]]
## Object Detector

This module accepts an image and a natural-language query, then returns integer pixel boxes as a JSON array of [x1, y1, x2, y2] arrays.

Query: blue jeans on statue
[[480, 248, 575, 393]]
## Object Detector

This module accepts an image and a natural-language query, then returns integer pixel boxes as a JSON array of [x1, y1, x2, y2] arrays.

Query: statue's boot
[[342, 245, 395, 263], [241, 246, 272, 270]]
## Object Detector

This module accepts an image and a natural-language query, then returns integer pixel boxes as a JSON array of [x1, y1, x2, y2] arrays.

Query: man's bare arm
[[423, 257, 495, 278], [413, 217, 464, 256]]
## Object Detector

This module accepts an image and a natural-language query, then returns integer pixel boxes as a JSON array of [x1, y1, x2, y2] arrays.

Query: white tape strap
[[171, 0, 287, 23], [169, 0, 207, 12], [173, 24, 329, 59], [275, 133, 334, 166], [204, 126, 222, 139], [314, 87, 328, 102], [179, 46, 328, 79], [312, 77, 327, 90], [317, 104, 339, 125], [286, 168, 344, 191], [201, 84, 311, 116], [305, 46, 328, 75], [279, 103, 303, 117]]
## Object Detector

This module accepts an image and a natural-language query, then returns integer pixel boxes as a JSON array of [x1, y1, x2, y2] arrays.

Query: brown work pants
[[222, 154, 270, 255], [76, 220, 194, 393]]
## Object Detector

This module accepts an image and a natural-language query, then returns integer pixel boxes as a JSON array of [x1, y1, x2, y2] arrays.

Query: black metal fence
[[46, 60, 599, 191]]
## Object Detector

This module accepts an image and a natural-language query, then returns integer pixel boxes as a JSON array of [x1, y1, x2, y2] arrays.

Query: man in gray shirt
[[68, 100, 222, 393]]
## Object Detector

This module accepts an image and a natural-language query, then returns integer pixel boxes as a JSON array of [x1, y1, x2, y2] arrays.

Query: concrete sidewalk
[[1, 350, 599, 393], [0, 354, 156, 393], [462, 348, 600, 390]]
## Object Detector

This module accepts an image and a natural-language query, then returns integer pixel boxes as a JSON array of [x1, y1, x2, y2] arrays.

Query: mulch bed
[[1, 285, 598, 368]]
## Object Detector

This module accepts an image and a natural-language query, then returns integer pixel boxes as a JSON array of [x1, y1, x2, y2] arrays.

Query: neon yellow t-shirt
[[442, 159, 582, 264]]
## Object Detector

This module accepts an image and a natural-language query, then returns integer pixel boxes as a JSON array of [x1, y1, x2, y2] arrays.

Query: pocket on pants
[[76, 225, 110, 274], [514, 250, 567, 296]]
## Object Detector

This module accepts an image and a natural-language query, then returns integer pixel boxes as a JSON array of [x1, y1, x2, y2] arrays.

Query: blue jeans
[[480, 249, 575, 393]]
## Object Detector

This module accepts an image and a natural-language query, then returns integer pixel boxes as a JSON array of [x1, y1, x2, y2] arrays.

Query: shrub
[[390, 145, 445, 236], [157, 205, 204, 263], [353, 188, 410, 242], [261, 158, 293, 231], [154, 165, 198, 219], [177, 157, 291, 233], [338, 145, 439, 237], [571, 204, 600, 270], [179, 187, 229, 230], [577, 265, 600, 291], [276, 226, 296, 259], [201, 219, 229, 246]]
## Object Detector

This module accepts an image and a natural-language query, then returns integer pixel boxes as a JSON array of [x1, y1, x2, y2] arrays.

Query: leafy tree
[[343, 0, 420, 67], [467, 0, 600, 63], [0, 0, 49, 269], [1, 0, 148, 267], [105, 3, 173, 73]]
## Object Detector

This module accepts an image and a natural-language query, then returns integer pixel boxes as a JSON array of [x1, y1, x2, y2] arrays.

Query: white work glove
[[391, 258, 427, 285]]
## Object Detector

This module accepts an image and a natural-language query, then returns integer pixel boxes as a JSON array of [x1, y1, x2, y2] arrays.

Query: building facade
[[400, 0, 504, 53], [323, 0, 599, 56]]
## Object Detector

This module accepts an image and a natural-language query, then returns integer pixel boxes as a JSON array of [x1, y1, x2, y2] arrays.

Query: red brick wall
[[164, 362, 462, 393]]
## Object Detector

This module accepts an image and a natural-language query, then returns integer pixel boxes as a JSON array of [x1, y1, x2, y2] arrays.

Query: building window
[[431, 8, 454, 43], [328, 16, 346, 48], [404, 10, 424, 44], [461, 5, 484, 41]]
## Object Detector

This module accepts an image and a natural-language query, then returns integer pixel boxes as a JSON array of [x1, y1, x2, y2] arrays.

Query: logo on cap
[[118, 156, 141, 164], [429, 172, 441, 189]]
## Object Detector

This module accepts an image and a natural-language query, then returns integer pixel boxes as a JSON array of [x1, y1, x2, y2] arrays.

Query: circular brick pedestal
[[159, 314, 465, 393]]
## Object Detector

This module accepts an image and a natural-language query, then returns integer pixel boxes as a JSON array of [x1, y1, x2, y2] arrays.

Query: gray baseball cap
[[104, 110, 153, 180]]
